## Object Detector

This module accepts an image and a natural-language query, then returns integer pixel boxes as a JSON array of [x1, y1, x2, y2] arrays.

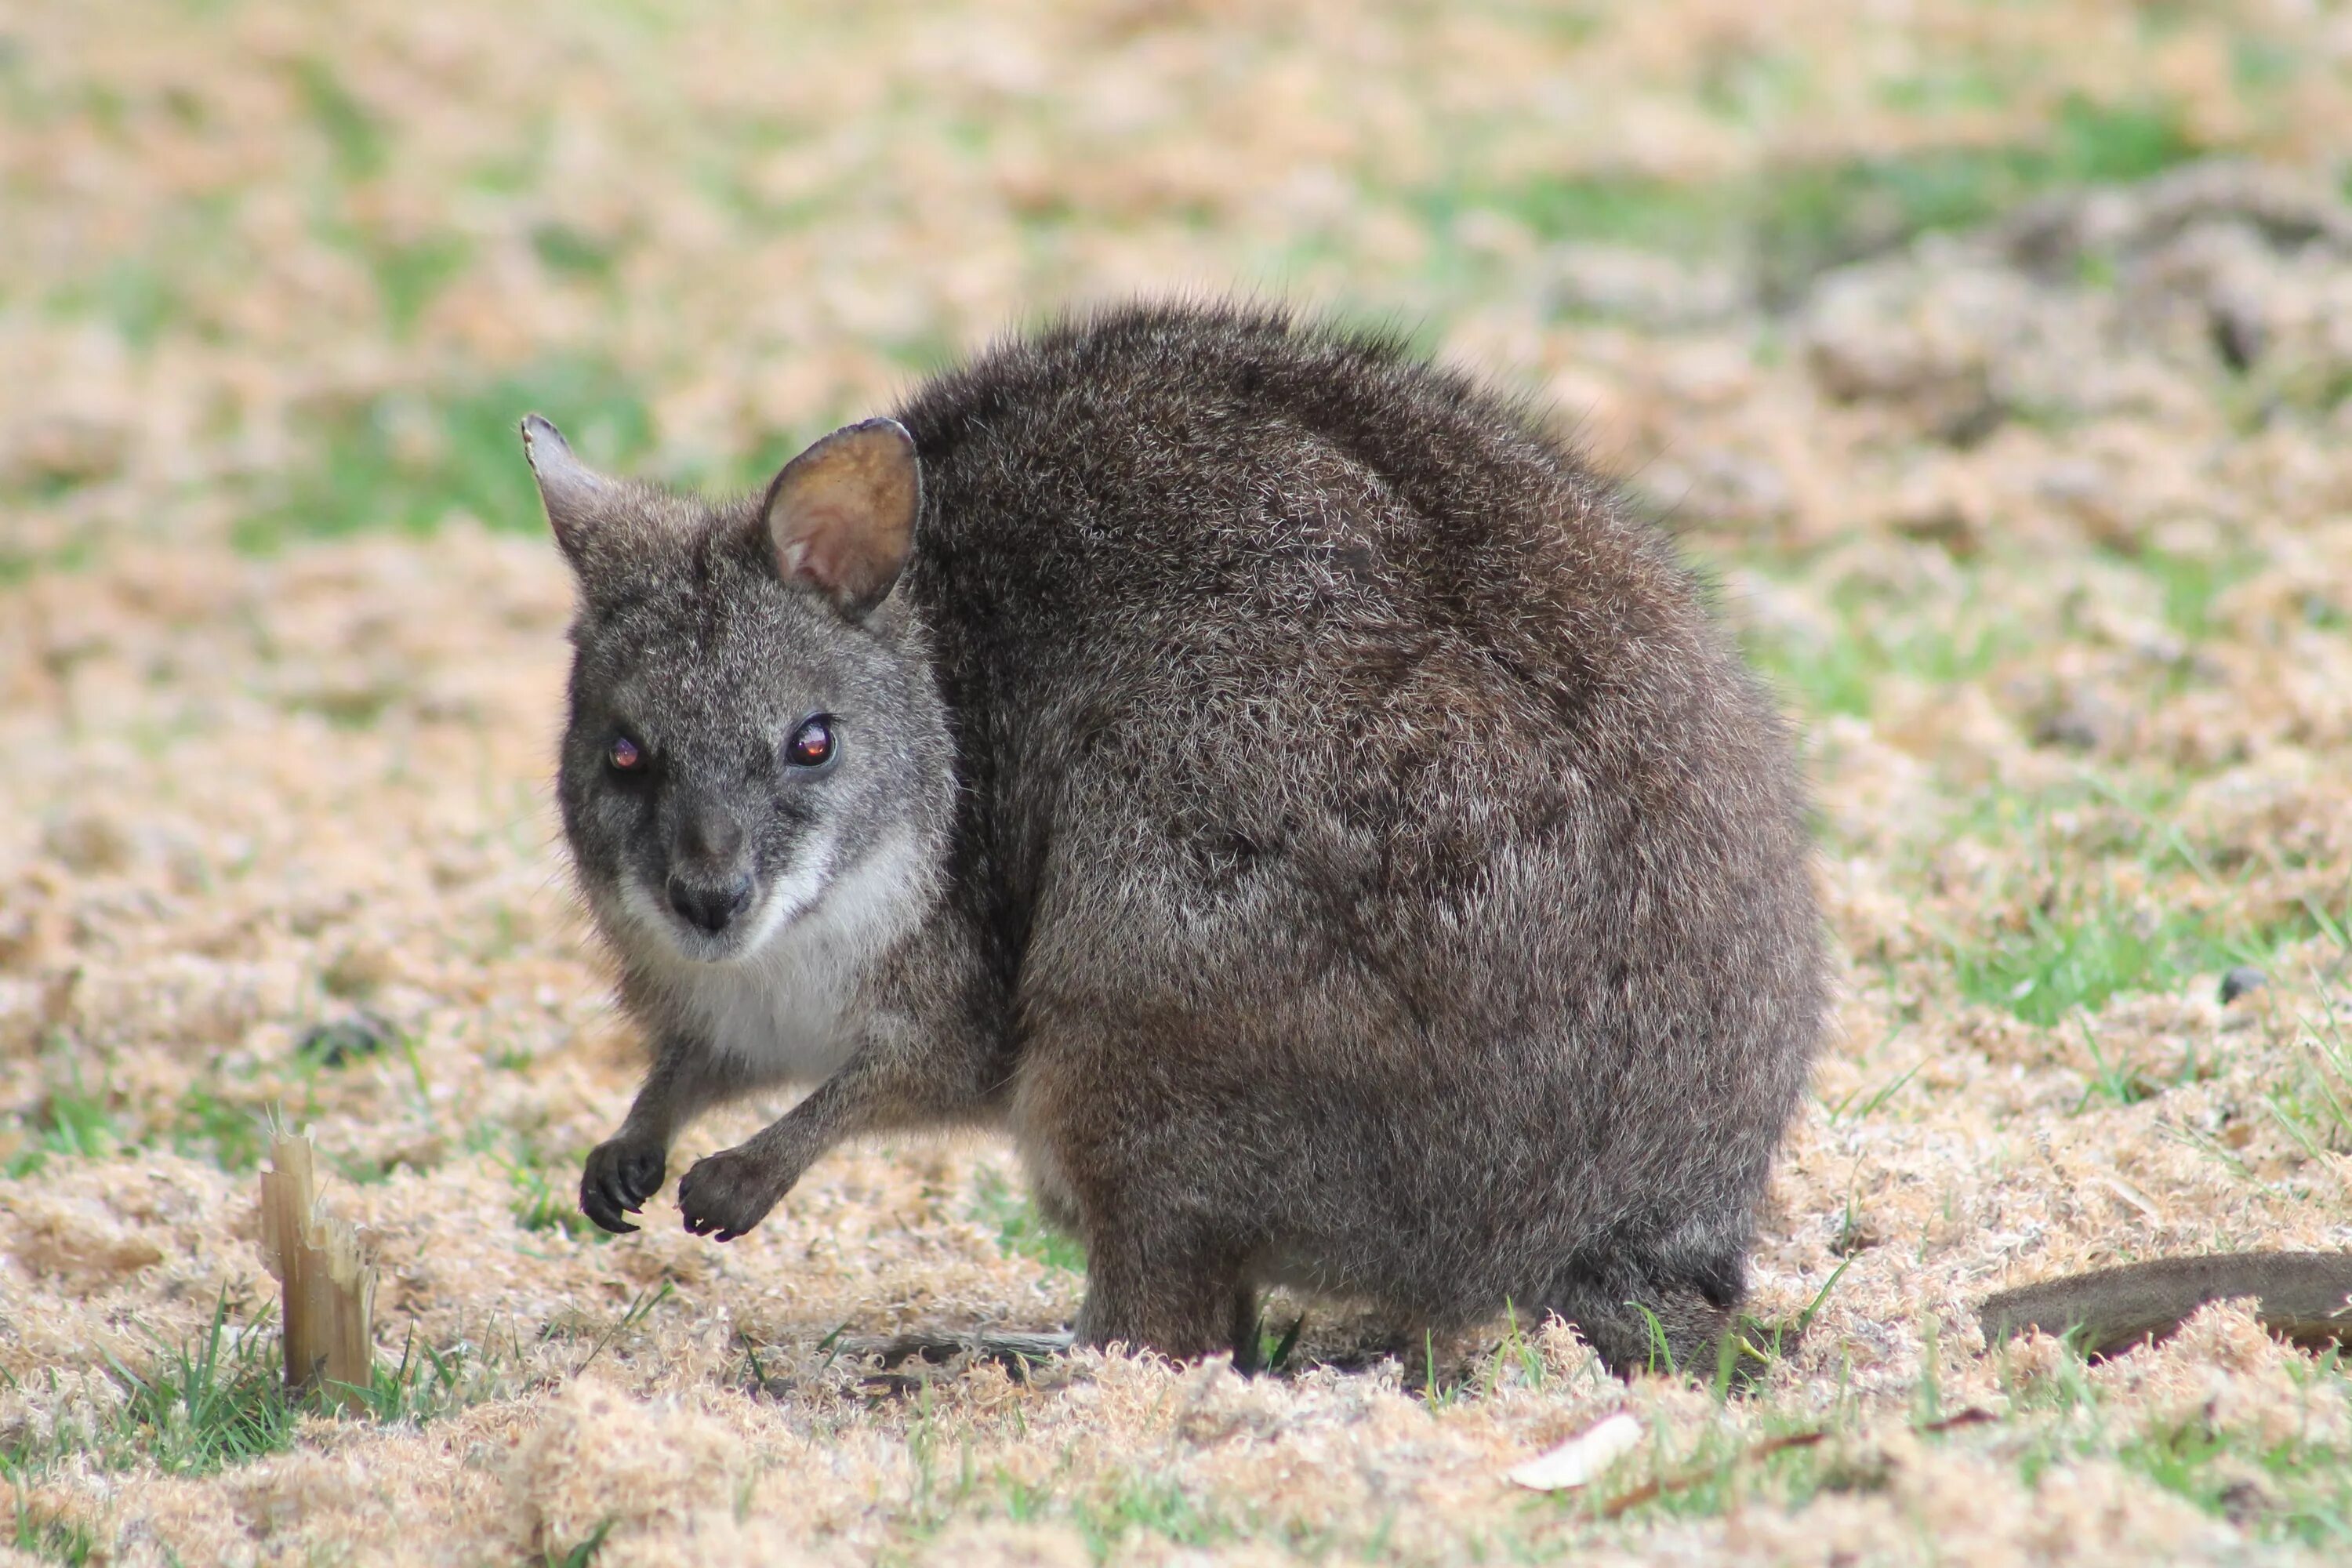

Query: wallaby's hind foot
[[1552, 1286, 1740, 1380]]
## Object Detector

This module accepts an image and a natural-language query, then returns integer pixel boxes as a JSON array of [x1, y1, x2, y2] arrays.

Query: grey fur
[[532, 302, 1827, 1373]]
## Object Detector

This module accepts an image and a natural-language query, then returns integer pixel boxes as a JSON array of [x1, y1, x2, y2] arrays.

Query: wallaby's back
[[891, 304, 1824, 1365]]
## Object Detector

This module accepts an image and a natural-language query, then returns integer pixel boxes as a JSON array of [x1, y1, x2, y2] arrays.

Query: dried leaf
[[1506, 1410, 1644, 1491]]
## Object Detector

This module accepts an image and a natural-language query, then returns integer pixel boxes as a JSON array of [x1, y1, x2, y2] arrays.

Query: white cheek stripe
[[608, 828, 931, 1083], [732, 839, 834, 955]]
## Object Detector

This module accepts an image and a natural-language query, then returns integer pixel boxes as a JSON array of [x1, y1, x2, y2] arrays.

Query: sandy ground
[[5, 2, 2352, 1564]]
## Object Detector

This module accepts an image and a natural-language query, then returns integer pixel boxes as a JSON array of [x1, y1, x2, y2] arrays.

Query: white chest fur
[[624, 828, 934, 1082]]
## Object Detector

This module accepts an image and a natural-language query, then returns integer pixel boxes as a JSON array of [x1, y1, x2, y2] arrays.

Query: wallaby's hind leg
[[1075, 1228, 1257, 1362]]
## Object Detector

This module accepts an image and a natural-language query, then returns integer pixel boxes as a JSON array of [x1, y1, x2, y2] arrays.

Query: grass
[[0, 537, 95, 583], [2267, 977, 2352, 1161], [1734, 560, 2027, 723], [3, 1058, 123, 1178], [8, 1499, 97, 1568], [571, 1283, 676, 1376], [2, 1290, 516, 1519], [2122, 1412, 2352, 1546], [544, 1521, 616, 1567], [336, 1321, 519, 1428], [895, 1438, 1243, 1565], [2004, 1336, 2352, 1546], [1575, 1333, 2343, 1547], [49, 259, 180, 352], [1071, 1475, 1233, 1560], [1951, 881, 2333, 1029], [0, 1294, 297, 1490], [364, 233, 474, 339], [970, 1167, 1086, 1273], [1955, 895, 2202, 1029], [5, 1054, 310, 1179], [881, 1312, 2343, 1559], [169, 1082, 270, 1172], [289, 57, 388, 183], [1432, 93, 2202, 308], [98, 1297, 298, 1476], [1579, 1413, 1877, 1526], [1925, 764, 2349, 1028], [165, 88, 2211, 560], [509, 1152, 607, 1243], [1822, 1061, 1922, 1126], [1947, 865, 2333, 1034], [1728, 537, 2256, 739], [530, 222, 624, 284], [2129, 545, 2267, 644], [231, 356, 656, 552]]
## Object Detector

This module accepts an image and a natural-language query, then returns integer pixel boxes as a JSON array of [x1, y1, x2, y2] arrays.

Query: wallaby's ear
[[761, 418, 920, 617], [521, 414, 607, 565]]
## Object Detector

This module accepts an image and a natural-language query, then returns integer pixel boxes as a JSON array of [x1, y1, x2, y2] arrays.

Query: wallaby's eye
[[608, 735, 646, 773], [786, 716, 836, 768]]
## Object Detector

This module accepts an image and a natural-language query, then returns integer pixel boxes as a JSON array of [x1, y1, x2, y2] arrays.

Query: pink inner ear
[[782, 495, 887, 591], [764, 419, 919, 612]]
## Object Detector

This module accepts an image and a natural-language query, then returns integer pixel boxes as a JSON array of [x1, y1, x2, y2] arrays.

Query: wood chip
[[260, 1129, 376, 1411]]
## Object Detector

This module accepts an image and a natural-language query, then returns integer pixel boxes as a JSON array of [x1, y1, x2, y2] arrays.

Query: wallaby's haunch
[[529, 303, 2347, 1376]]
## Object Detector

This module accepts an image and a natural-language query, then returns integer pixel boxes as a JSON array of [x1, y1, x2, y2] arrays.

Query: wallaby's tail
[[1980, 1252, 2352, 1357]]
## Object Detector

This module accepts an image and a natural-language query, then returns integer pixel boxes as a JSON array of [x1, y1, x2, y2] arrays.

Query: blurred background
[[11, 0, 2352, 557], [6, 4, 2352, 1563]]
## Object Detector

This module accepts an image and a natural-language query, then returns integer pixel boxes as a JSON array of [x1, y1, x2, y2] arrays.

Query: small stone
[[295, 1009, 398, 1067], [322, 942, 397, 1000], [41, 811, 134, 875], [2219, 966, 2267, 1006]]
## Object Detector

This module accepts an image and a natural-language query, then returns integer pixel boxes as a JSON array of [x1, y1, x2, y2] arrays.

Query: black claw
[[583, 1138, 669, 1236], [581, 1192, 638, 1235]]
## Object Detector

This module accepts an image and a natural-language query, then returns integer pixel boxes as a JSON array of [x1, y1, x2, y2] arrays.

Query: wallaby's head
[[524, 415, 950, 967]]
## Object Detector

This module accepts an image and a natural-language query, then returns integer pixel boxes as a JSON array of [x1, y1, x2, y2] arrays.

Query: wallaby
[[524, 302, 2349, 1375]]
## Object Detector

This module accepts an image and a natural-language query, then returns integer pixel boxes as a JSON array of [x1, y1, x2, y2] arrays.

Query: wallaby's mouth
[[630, 876, 785, 964], [619, 846, 835, 966], [649, 879, 795, 964], [666, 874, 754, 935]]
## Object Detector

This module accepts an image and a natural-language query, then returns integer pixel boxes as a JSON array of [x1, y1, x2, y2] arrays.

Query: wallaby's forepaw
[[677, 1146, 786, 1241], [580, 1136, 668, 1234]]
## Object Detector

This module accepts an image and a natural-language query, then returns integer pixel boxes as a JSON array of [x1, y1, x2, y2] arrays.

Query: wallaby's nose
[[667, 877, 753, 935]]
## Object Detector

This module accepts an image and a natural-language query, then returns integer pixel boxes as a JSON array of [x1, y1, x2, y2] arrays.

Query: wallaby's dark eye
[[608, 735, 645, 772], [786, 716, 836, 768]]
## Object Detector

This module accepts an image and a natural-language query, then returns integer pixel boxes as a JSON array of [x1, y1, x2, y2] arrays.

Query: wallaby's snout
[[670, 799, 747, 872], [662, 800, 756, 935]]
